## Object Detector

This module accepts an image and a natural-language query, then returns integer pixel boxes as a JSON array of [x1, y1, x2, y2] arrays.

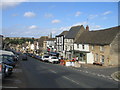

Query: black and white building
[[56, 31, 68, 57]]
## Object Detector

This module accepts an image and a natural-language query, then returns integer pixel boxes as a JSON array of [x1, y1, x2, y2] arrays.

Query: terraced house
[[74, 26, 120, 66], [64, 25, 86, 59], [56, 31, 68, 57]]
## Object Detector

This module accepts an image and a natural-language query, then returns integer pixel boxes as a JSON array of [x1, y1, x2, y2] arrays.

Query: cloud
[[24, 12, 36, 17], [51, 19, 61, 24], [102, 17, 107, 20], [72, 21, 88, 26], [12, 14, 19, 16], [44, 13, 54, 18], [28, 25, 38, 29], [90, 25, 101, 30], [102, 11, 112, 15], [88, 14, 98, 19], [75, 11, 82, 17], [0, 0, 28, 9]]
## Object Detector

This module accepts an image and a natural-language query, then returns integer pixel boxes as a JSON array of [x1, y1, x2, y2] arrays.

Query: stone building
[[74, 26, 120, 66]]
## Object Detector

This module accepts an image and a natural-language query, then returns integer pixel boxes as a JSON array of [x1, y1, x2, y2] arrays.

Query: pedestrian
[[76, 56, 79, 62]]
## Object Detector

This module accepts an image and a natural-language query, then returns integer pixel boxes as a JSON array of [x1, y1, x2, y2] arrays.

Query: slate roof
[[75, 26, 120, 45], [56, 31, 68, 37], [65, 25, 84, 39]]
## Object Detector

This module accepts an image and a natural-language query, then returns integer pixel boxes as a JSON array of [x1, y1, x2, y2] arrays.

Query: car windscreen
[[51, 57, 57, 59], [2, 55, 14, 62]]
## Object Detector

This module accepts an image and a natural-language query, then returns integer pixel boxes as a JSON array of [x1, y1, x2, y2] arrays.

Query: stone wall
[[110, 32, 120, 66]]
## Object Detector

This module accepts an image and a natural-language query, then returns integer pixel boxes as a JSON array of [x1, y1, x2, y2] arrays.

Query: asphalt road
[[2, 56, 119, 88]]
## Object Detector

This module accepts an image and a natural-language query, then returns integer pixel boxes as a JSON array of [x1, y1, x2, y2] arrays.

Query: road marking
[[4, 79, 22, 84], [49, 70, 57, 74], [63, 76, 80, 85], [85, 71, 88, 73], [2, 86, 18, 88], [13, 69, 22, 73]]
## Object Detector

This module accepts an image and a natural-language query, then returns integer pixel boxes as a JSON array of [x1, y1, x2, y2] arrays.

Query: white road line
[[13, 69, 22, 73], [4, 79, 22, 84], [85, 71, 88, 73], [63, 76, 80, 85], [49, 70, 57, 74], [3, 86, 18, 88]]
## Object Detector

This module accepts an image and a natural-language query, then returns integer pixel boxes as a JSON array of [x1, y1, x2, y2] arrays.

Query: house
[[38, 36, 49, 50], [46, 38, 56, 52], [64, 25, 85, 59], [56, 31, 68, 57], [74, 26, 120, 66]]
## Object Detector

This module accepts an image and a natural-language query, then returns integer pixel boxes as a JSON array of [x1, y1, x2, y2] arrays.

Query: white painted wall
[[74, 44, 89, 52], [30, 44, 34, 50], [87, 52, 94, 64]]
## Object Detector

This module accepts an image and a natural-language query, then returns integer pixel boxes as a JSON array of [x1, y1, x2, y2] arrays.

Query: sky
[[1, 1, 119, 38]]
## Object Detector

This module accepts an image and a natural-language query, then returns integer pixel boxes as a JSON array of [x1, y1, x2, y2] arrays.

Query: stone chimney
[[86, 25, 89, 31]]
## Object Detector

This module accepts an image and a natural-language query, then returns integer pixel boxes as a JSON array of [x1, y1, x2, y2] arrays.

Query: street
[[2, 56, 119, 88]]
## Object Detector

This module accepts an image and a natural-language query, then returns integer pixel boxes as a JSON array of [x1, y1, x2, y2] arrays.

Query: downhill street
[[2, 56, 119, 88]]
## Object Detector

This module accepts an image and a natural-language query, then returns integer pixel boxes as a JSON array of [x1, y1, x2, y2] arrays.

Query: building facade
[[56, 31, 68, 57], [64, 25, 85, 59], [74, 26, 120, 66]]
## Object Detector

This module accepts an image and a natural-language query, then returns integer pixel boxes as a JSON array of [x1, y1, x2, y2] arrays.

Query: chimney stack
[[86, 25, 89, 31]]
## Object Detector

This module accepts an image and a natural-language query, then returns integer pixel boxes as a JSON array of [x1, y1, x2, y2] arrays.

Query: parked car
[[1, 54, 17, 67], [22, 54, 27, 60], [49, 52, 59, 58], [2, 63, 13, 77], [48, 56, 59, 64], [34, 55, 42, 60], [41, 55, 50, 62], [0, 53, 13, 78]]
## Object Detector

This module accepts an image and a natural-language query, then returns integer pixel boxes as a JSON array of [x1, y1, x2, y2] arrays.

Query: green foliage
[[4, 37, 35, 45]]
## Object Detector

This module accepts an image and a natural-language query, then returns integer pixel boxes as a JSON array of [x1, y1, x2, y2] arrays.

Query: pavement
[[62, 63, 119, 81], [2, 56, 119, 88]]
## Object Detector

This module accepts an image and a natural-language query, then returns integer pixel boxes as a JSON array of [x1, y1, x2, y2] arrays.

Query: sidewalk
[[73, 64, 119, 76], [63, 63, 119, 81]]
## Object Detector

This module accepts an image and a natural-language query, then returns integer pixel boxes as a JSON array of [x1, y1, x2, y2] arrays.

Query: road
[[2, 56, 119, 88]]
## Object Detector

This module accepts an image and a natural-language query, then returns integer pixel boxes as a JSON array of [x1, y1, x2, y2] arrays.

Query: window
[[100, 55, 104, 64], [70, 46, 72, 50], [95, 53, 98, 62], [77, 44, 79, 48], [82, 44, 85, 49], [92, 45, 94, 50], [65, 46, 67, 51], [100, 46, 104, 52]]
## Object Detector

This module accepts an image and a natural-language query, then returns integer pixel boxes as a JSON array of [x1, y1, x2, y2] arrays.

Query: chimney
[[86, 25, 89, 31]]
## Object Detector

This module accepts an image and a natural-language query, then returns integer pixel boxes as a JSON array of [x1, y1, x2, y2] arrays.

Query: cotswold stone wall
[[110, 32, 120, 66]]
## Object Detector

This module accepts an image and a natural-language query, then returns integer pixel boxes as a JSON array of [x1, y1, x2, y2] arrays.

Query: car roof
[[0, 50, 15, 56]]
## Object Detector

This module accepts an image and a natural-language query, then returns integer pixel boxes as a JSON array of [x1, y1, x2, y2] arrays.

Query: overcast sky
[[1, 0, 119, 38]]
